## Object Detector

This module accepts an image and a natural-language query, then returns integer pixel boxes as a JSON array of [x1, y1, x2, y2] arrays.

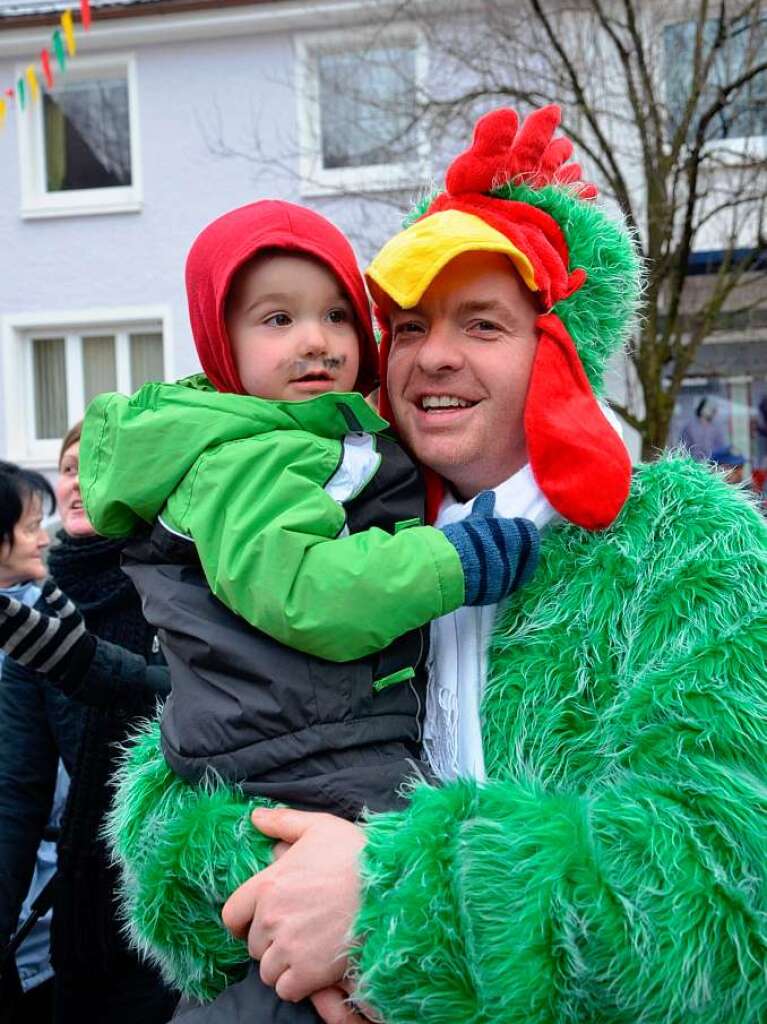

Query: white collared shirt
[[423, 464, 559, 781], [423, 405, 624, 781]]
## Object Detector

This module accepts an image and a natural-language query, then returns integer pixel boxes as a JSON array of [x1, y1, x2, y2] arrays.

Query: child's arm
[[167, 435, 538, 663]]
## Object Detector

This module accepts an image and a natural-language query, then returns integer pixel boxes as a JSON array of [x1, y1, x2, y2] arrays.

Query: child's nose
[[298, 322, 329, 356]]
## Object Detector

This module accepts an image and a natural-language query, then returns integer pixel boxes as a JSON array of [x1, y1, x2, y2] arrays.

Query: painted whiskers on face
[[285, 355, 349, 385]]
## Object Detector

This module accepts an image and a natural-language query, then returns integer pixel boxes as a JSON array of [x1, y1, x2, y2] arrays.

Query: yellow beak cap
[[366, 208, 538, 309]]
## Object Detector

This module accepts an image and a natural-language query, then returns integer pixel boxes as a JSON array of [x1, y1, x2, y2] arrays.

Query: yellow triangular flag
[[0, 98, 6, 128], [61, 9, 77, 57], [26, 65, 41, 103]]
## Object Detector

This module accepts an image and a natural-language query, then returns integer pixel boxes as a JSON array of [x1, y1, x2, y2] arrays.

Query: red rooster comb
[[445, 106, 598, 199]]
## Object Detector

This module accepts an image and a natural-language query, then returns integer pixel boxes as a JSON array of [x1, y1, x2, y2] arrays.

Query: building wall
[[0, 3, 418, 470]]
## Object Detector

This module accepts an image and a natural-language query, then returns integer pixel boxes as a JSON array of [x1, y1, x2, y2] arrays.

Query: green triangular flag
[[17, 76, 25, 111], [52, 29, 67, 72]]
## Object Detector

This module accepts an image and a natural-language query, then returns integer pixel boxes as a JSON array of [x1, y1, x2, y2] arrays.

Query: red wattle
[[525, 314, 631, 530]]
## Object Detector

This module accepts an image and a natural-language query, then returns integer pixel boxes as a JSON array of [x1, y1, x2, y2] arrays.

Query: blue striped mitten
[[440, 490, 539, 606]]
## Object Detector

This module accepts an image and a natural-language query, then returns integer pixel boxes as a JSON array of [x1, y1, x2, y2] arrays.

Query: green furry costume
[[106, 106, 767, 1021]]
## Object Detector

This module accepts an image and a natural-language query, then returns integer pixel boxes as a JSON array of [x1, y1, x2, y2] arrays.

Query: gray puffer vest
[[122, 433, 432, 820]]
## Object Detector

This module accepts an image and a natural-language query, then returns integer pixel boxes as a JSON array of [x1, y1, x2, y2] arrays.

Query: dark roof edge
[[0, 0, 282, 30]]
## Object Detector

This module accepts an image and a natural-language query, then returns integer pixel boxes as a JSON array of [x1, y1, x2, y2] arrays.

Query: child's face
[[226, 253, 360, 400]]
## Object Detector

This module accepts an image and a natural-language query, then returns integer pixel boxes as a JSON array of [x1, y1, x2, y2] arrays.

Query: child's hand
[[439, 490, 540, 606], [311, 985, 380, 1023]]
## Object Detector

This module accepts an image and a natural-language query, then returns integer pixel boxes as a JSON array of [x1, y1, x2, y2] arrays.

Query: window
[[296, 29, 427, 194], [2, 308, 170, 465], [664, 16, 767, 142], [17, 55, 141, 218]]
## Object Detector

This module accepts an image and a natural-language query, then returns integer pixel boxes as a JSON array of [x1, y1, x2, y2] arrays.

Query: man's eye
[[392, 321, 423, 338], [264, 313, 291, 327], [472, 320, 499, 332]]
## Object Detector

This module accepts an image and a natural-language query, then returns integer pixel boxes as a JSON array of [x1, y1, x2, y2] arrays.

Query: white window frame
[[2, 304, 172, 467], [295, 26, 429, 197], [16, 53, 142, 220], [660, 14, 767, 157]]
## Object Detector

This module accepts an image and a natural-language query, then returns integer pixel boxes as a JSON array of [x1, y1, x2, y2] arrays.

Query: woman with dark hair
[[0, 460, 62, 1023], [0, 426, 177, 1024], [0, 461, 55, 583]]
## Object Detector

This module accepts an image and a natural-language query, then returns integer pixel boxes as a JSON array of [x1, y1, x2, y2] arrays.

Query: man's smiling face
[[386, 251, 539, 499]]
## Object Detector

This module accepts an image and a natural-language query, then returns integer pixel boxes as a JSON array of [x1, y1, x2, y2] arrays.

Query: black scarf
[[48, 531, 158, 970], [48, 531, 138, 624]]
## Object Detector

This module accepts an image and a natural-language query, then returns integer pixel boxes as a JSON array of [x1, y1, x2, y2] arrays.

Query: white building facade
[[0, 0, 429, 470]]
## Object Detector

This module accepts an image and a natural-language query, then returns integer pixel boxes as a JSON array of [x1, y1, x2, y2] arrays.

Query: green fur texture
[[496, 182, 641, 392], [105, 715, 275, 1001], [404, 183, 641, 392], [353, 456, 767, 1023]]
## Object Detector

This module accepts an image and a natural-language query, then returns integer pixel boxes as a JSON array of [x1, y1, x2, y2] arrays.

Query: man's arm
[[174, 435, 465, 662]]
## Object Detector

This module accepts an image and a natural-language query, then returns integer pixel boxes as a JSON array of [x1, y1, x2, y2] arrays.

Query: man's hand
[[221, 807, 365, 1004]]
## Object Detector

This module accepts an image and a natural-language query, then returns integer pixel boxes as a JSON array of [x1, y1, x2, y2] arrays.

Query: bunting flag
[[41, 49, 54, 90], [61, 10, 76, 57], [52, 30, 67, 73], [25, 65, 40, 103], [0, 4, 94, 130]]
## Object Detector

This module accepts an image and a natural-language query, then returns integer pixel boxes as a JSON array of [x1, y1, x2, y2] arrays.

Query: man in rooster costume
[[216, 106, 767, 1023], [111, 106, 767, 1023]]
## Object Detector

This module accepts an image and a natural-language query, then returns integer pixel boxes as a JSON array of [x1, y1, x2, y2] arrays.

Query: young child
[[79, 200, 540, 1013]]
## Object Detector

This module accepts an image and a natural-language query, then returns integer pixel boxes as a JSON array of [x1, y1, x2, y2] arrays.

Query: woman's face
[[0, 495, 49, 586], [57, 442, 97, 538]]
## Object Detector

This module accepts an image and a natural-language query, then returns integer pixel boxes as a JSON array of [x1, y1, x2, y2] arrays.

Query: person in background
[[679, 395, 726, 460], [0, 425, 176, 1024], [753, 394, 767, 469], [0, 461, 64, 1024], [710, 445, 747, 485]]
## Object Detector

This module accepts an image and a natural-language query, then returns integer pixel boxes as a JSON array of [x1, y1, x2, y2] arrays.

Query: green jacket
[[81, 376, 464, 662]]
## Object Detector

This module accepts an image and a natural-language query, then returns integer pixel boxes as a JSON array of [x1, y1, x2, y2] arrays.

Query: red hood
[[185, 200, 378, 395]]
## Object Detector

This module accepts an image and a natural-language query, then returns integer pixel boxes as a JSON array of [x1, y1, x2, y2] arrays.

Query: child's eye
[[264, 313, 292, 327], [327, 308, 350, 324]]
